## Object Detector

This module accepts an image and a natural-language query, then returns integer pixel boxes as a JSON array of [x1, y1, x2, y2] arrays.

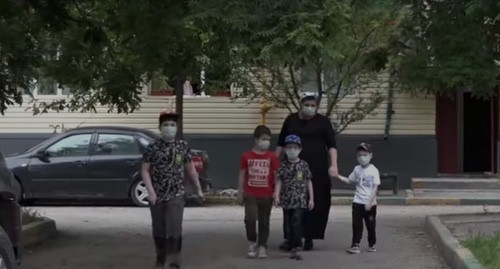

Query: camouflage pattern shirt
[[277, 160, 312, 209], [143, 139, 192, 203]]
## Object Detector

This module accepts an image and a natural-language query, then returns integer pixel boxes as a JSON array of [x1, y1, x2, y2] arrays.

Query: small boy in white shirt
[[337, 143, 380, 254]]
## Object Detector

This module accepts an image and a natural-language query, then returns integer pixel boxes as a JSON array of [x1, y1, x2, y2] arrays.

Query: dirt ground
[[20, 205, 500, 269]]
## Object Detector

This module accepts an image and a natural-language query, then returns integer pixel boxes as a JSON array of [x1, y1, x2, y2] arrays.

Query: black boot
[[154, 237, 167, 267], [303, 238, 313, 251]]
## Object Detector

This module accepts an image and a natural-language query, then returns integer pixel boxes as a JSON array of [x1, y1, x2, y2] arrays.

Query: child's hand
[[364, 204, 372, 211], [237, 192, 244, 206], [338, 175, 350, 183], [147, 192, 157, 205], [308, 199, 315, 210], [274, 196, 280, 206]]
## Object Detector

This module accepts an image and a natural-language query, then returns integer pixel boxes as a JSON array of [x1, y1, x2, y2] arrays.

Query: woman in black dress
[[275, 94, 339, 251]]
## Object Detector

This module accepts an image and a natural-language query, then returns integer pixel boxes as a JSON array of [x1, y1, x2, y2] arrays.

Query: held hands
[[274, 195, 280, 207], [364, 204, 372, 211], [328, 165, 339, 179], [337, 175, 350, 183]]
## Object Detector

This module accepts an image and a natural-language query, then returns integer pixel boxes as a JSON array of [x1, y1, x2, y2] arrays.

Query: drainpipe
[[384, 68, 396, 140]]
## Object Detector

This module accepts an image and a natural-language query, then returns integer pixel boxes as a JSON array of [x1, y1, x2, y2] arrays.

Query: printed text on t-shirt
[[247, 159, 271, 187]]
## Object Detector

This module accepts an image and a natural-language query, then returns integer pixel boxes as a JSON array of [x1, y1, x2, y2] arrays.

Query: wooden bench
[[379, 173, 398, 195]]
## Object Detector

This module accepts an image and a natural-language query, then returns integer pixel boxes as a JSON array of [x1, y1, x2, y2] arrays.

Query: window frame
[[91, 132, 143, 156], [44, 133, 94, 158]]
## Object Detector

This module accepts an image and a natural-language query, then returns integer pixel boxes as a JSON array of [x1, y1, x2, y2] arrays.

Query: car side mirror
[[34, 150, 49, 160]]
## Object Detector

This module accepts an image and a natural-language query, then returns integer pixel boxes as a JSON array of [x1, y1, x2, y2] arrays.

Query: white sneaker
[[368, 246, 377, 252], [346, 245, 361, 254], [258, 246, 268, 259], [247, 243, 257, 258]]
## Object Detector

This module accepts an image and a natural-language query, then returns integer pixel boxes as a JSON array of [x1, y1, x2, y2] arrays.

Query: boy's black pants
[[283, 208, 306, 249], [351, 202, 377, 247], [244, 196, 273, 247]]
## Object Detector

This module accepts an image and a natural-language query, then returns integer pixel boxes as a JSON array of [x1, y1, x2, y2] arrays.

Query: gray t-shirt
[[348, 164, 380, 205]]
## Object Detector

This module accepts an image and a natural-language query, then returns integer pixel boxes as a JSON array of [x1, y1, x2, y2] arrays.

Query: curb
[[22, 217, 57, 248], [203, 196, 500, 206], [425, 215, 484, 269]]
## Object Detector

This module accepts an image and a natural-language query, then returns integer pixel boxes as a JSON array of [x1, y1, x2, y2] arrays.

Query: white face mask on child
[[161, 126, 177, 140], [256, 139, 271, 151], [357, 154, 372, 166], [285, 148, 301, 160]]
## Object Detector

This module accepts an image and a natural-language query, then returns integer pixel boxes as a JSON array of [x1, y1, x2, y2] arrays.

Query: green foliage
[[398, 0, 500, 96], [197, 0, 402, 132], [0, 0, 220, 117], [463, 232, 500, 269]]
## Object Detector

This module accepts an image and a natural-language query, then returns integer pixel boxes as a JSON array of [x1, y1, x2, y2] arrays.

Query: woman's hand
[[328, 165, 339, 178], [274, 196, 280, 206], [364, 204, 372, 211]]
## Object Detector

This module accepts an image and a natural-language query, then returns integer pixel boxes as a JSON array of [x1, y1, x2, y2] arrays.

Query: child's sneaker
[[290, 248, 303, 260], [258, 246, 268, 258], [247, 243, 257, 258], [346, 245, 361, 254], [368, 246, 377, 252]]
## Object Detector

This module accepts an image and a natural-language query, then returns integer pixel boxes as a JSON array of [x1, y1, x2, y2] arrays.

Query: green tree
[[197, 0, 404, 132], [0, 0, 230, 137], [397, 0, 500, 96]]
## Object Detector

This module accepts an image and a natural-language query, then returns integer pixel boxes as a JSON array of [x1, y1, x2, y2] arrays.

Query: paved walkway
[[21, 206, 500, 269]]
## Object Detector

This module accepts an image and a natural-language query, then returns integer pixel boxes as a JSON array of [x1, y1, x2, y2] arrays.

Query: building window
[[23, 78, 73, 96]]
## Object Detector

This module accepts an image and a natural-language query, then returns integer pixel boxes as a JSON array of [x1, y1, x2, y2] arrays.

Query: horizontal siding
[[0, 92, 435, 135]]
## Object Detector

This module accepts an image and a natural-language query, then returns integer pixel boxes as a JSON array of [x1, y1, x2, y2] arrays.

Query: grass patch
[[22, 208, 43, 225], [463, 233, 500, 269]]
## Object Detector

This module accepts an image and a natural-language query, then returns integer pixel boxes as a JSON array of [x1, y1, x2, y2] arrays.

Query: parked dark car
[[0, 150, 22, 269], [5, 126, 211, 207]]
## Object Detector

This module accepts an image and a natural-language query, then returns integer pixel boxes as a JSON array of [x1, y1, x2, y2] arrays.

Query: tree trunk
[[174, 72, 187, 140]]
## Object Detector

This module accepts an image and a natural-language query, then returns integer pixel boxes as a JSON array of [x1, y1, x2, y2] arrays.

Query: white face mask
[[302, 106, 316, 118], [285, 148, 301, 161], [357, 154, 372, 166], [161, 126, 177, 140], [256, 139, 271, 151]]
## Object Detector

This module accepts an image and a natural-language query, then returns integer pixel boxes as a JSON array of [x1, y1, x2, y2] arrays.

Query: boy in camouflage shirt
[[275, 134, 314, 260], [142, 109, 204, 269]]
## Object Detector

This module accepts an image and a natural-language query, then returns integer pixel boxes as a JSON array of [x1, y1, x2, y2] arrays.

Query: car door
[[85, 132, 143, 198], [27, 133, 93, 198]]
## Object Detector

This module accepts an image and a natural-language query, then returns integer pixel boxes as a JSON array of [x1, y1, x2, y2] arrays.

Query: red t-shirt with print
[[240, 150, 280, 198]]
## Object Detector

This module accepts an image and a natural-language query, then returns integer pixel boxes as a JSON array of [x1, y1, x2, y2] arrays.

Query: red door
[[436, 95, 459, 173]]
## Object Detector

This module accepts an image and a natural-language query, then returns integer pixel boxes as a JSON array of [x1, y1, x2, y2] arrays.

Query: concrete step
[[409, 189, 500, 198], [411, 178, 500, 190]]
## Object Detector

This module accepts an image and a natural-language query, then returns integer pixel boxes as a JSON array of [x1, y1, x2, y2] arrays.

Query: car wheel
[[0, 228, 16, 269], [131, 180, 149, 207]]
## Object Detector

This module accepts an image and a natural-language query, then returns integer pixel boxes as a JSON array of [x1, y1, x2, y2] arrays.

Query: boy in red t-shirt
[[238, 125, 280, 259]]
